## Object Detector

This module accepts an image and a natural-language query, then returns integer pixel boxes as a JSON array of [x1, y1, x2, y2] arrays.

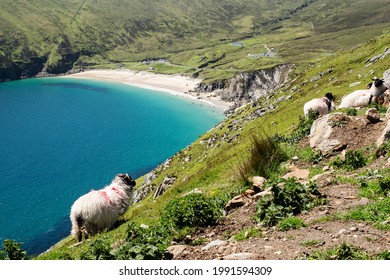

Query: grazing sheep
[[303, 92, 335, 117], [338, 78, 388, 108], [70, 173, 136, 242]]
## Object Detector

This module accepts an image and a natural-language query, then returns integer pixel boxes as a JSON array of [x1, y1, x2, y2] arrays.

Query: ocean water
[[0, 77, 224, 255]]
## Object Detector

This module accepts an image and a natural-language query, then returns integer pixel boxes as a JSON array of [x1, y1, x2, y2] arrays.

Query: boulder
[[251, 176, 267, 193], [365, 108, 381, 124], [282, 168, 310, 181], [377, 107, 390, 147], [309, 113, 349, 154]]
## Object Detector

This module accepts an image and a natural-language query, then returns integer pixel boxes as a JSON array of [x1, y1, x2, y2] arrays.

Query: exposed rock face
[[310, 112, 386, 154], [309, 114, 348, 154], [0, 56, 47, 82], [221, 64, 294, 104], [196, 64, 294, 106]]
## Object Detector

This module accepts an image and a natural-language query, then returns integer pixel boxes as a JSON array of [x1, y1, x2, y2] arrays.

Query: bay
[[0, 77, 224, 255]]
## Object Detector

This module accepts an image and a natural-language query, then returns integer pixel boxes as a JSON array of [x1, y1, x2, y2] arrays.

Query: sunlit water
[[0, 77, 224, 255]]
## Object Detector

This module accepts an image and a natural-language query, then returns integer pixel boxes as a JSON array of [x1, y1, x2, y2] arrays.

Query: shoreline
[[65, 69, 233, 112]]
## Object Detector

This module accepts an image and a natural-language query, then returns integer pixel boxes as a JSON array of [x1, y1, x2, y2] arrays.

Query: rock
[[366, 108, 381, 124], [182, 188, 202, 197], [309, 114, 350, 154], [165, 245, 187, 259], [349, 81, 362, 87], [154, 175, 177, 198], [202, 240, 228, 251], [252, 187, 273, 201], [225, 197, 245, 210], [222, 253, 262, 260], [338, 229, 349, 236], [376, 110, 390, 146], [274, 251, 282, 255], [282, 167, 310, 180], [216, 64, 294, 104], [245, 189, 256, 196], [251, 176, 267, 192], [349, 226, 358, 232]]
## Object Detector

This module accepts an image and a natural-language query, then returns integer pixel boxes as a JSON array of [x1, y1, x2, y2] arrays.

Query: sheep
[[70, 173, 136, 242], [338, 78, 388, 108], [303, 92, 335, 118]]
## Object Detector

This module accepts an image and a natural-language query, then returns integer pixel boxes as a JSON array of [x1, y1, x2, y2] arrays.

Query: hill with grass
[[1, 0, 389, 82], [20, 30, 388, 260], [1, 1, 390, 260]]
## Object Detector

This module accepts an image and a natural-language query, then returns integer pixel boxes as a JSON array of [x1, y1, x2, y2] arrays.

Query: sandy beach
[[66, 69, 233, 111]]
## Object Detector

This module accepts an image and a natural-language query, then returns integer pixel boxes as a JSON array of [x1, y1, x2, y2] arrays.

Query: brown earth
[[166, 112, 390, 260]]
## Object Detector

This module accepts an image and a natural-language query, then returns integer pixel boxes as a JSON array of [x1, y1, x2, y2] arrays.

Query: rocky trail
[[166, 108, 390, 260]]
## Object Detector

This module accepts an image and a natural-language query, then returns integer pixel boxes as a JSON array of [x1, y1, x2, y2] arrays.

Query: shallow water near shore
[[0, 77, 224, 255]]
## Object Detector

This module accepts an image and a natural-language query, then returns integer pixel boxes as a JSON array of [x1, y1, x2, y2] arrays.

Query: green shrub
[[236, 134, 287, 183], [80, 223, 172, 260], [256, 178, 321, 226], [277, 217, 306, 231], [114, 223, 170, 260], [378, 177, 390, 194], [308, 242, 370, 260], [344, 108, 357, 116], [79, 236, 114, 260], [161, 193, 223, 229], [0, 240, 28, 260], [331, 150, 367, 170]]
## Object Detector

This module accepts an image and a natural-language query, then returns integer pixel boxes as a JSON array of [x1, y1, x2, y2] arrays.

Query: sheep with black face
[[338, 78, 387, 108], [70, 173, 136, 242], [303, 92, 335, 118]]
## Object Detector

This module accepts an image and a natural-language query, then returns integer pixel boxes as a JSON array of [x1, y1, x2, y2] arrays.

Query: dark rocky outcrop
[[0, 56, 47, 82]]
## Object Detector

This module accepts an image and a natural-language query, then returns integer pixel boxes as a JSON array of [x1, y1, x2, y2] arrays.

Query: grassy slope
[[39, 31, 390, 259], [0, 0, 307, 67], [1, 0, 389, 77]]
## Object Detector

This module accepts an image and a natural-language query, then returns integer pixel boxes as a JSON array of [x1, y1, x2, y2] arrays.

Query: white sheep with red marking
[[70, 173, 136, 242], [303, 92, 335, 117], [338, 78, 388, 108]]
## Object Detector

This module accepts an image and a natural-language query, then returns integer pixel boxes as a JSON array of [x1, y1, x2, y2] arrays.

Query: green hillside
[[1, 0, 389, 81], [33, 31, 390, 260], [1, 0, 390, 260]]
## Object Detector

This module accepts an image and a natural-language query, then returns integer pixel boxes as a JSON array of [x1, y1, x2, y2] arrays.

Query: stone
[[377, 116, 390, 147], [245, 189, 256, 196], [225, 196, 245, 210], [202, 240, 227, 251], [338, 229, 349, 235], [252, 187, 273, 201], [309, 113, 350, 154], [222, 253, 262, 260], [282, 167, 310, 180], [165, 245, 187, 259], [365, 108, 381, 124], [251, 176, 267, 193], [349, 226, 358, 232]]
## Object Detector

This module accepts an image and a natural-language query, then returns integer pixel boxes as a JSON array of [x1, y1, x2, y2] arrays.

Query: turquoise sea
[[0, 77, 224, 255]]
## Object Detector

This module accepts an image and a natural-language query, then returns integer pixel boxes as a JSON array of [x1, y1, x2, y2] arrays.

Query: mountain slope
[[37, 31, 390, 260], [1, 0, 389, 81]]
